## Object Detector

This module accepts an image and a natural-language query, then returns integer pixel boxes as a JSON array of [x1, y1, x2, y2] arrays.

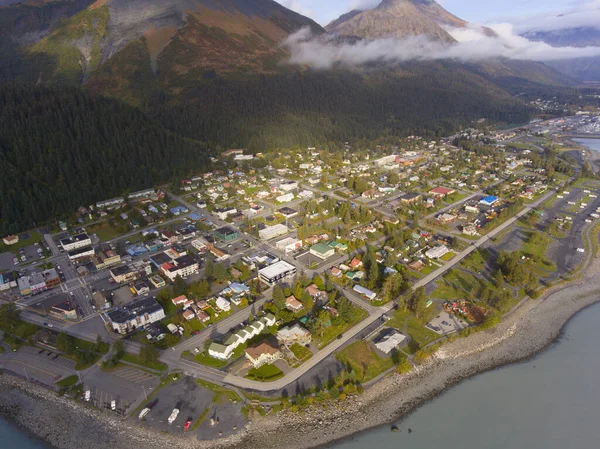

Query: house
[[425, 245, 450, 259], [465, 205, 479, 214], [258, 261, 297, 286], [170, 206, 189, 216], [305, 284, 328, 303], [374, 329, 407, 354], [408, 260, 425, 272], [191, 238, 209, 252], [208, 343, 232, 361], [276, 192, 295, 203], [183, 310, 196, 321], [429, 187, 456, 197], [400, 193, 422, 204], [278, 207, 298, 218], [244, 341, 282, 368], [107, 297, 165, 334], [132, 281, 150, 296], [215, 297, 231, 312], [309, 243, 335, 260], [279, 181, 298, 192], [277, 324, 312, 346], [330, 267, 342, 277], [259, 224, 289, 241], [462, 225, 479, 236], [197, 311, 210, 323], [285, 295, 304, 312], [349, 258, 363, 269], [438, 213, 456, 223], [353, 285, 377, 301], [172, 295, 188, 306], [214, 207, 238, 220], [2, 235, 18, 246]]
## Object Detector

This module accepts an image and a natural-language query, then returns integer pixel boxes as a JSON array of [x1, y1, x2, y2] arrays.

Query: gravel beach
[[2, 235, 600, 449]]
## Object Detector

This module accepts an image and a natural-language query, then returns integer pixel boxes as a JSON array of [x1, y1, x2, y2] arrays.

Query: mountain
[[0, 0, 323, 86], [520, 27, 600, 81], [325, 0, 461, 42]]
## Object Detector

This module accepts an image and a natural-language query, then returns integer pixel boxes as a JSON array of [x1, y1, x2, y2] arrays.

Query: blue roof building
[[479, 195, 499, 206], [126, 245, 148, 257]]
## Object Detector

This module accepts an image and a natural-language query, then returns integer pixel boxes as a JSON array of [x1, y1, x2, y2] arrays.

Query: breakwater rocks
[[3, 256, 600, 449]]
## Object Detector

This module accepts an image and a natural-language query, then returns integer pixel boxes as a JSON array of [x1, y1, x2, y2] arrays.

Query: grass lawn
[[460, 249, 490, 273], [441, 252, 455, 262], [522, 232, 556, 271], [386, 309, 439, 352], [336, 341, 394, 382], [289, 343, 312, 363], [317, 308, 369, 349], [430, 268, 497, 301], [56, 375, 79, 388], [0, 230, 42, 253], [246, 364, 283, 382], [86, 222, 122, 241], [184, 350, 228, 368], [121, 353, 168, 371], [195, 379, 241, 404]]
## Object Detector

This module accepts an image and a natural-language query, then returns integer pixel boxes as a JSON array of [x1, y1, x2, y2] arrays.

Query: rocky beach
[[2, 238, 600, 449]]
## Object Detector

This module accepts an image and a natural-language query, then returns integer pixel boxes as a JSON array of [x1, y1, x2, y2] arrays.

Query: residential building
[[208, 343, 232, 360], [275, 237, 302, 253], [259, 224, 289, 241], [160, 255, 199, 281], [374, 329, 407, 354], [305, 284, 328, 303], [60, 233, 92, 252], [132, 281, 150, 296], [400, 193, 422, 204], [2, 235, 18, 246], [214, 207, 237, 220], [285, 295, 304, 312], [429, 187, 456, 197], [17, 276, 31, 296], [309, 243, 335, 260], [278, 207, 298, 218], [197, 311, 210, 323], [96, 197, 124, 209], [276, 324, 312, 346], [258, 260, 297, 286], [276, 192, 294, 203], [425, 245, 450, 259], [215, 297, 231, 312], [462, 225, 479, 236], [107, 297, 165, 334], [215, 227, 239, 241], [29, 272, 47, 294], [279, 181, 298, 192], [244, 341, 282, 368], [183, 310, 196, 321], [353, 285, 377, 301]]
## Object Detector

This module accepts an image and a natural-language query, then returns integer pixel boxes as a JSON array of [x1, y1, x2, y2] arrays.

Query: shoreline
[[3, 253, 600, 449], [2, 139, 600, 449]]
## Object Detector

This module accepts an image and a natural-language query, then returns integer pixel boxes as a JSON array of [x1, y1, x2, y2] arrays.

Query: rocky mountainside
[[325, 0, 459, 42]]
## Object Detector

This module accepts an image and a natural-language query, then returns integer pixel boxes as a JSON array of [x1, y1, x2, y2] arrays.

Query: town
[[1, 113, 599, 438]]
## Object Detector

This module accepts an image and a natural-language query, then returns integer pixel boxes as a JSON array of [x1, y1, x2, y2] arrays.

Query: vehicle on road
[[111, 400, 116, 411], [43, 322, 53, 328], [138, 407, 151, 420], [184, 419, 193, 431], [577, 248, 586, 253], [168, 408, 180, 425], [85, 390, 91, 402]]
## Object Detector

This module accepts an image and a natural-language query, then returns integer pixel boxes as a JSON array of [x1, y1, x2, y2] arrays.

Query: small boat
[[391, 425, 399, 432], [184, 419, 193, 431]]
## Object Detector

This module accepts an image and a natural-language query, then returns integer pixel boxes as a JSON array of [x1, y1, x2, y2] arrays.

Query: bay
[[331, 301, 600, 449], [0, 416, 50, 449], [574, 137, 600, 153]]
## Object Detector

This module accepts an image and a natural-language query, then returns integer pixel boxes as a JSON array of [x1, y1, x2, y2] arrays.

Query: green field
[[121, 353, 168, 371], [56, 375, 79, 388], [386, 309, 439, 352], [246, 364, 283, 382], [336, 341, 394, 382], [0, 230, 42, 253]]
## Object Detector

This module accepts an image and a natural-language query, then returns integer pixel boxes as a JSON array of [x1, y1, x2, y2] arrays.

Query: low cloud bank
[[512, 0, 600, 34], [282, 23, 600, 69]]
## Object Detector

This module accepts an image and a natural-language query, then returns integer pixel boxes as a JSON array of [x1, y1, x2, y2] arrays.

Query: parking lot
[[0, 345, 77, 387]]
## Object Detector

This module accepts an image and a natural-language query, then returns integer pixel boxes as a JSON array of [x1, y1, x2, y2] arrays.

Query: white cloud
[[281, 23, 600, 69], [348, 0, 381, 11], [278, 0, 314, 18], [507, 0, 600, 33]]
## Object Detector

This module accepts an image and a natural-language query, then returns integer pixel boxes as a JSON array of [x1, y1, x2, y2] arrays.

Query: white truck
[[168, 408, 180, 425]]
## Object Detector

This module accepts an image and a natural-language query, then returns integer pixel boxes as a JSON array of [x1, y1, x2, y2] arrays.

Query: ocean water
[[332, 301, 600, 449], [574, 138, 600, 153], [4, 302, 600, 449], [0, 417, 49, 449]]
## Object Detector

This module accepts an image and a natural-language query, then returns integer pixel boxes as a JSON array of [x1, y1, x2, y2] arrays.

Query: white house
[[215, 296, 231, 312], [425, 245, 449, 259]]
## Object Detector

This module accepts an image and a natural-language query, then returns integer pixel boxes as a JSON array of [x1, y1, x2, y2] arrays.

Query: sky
[[278, 0, 581, 27]]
